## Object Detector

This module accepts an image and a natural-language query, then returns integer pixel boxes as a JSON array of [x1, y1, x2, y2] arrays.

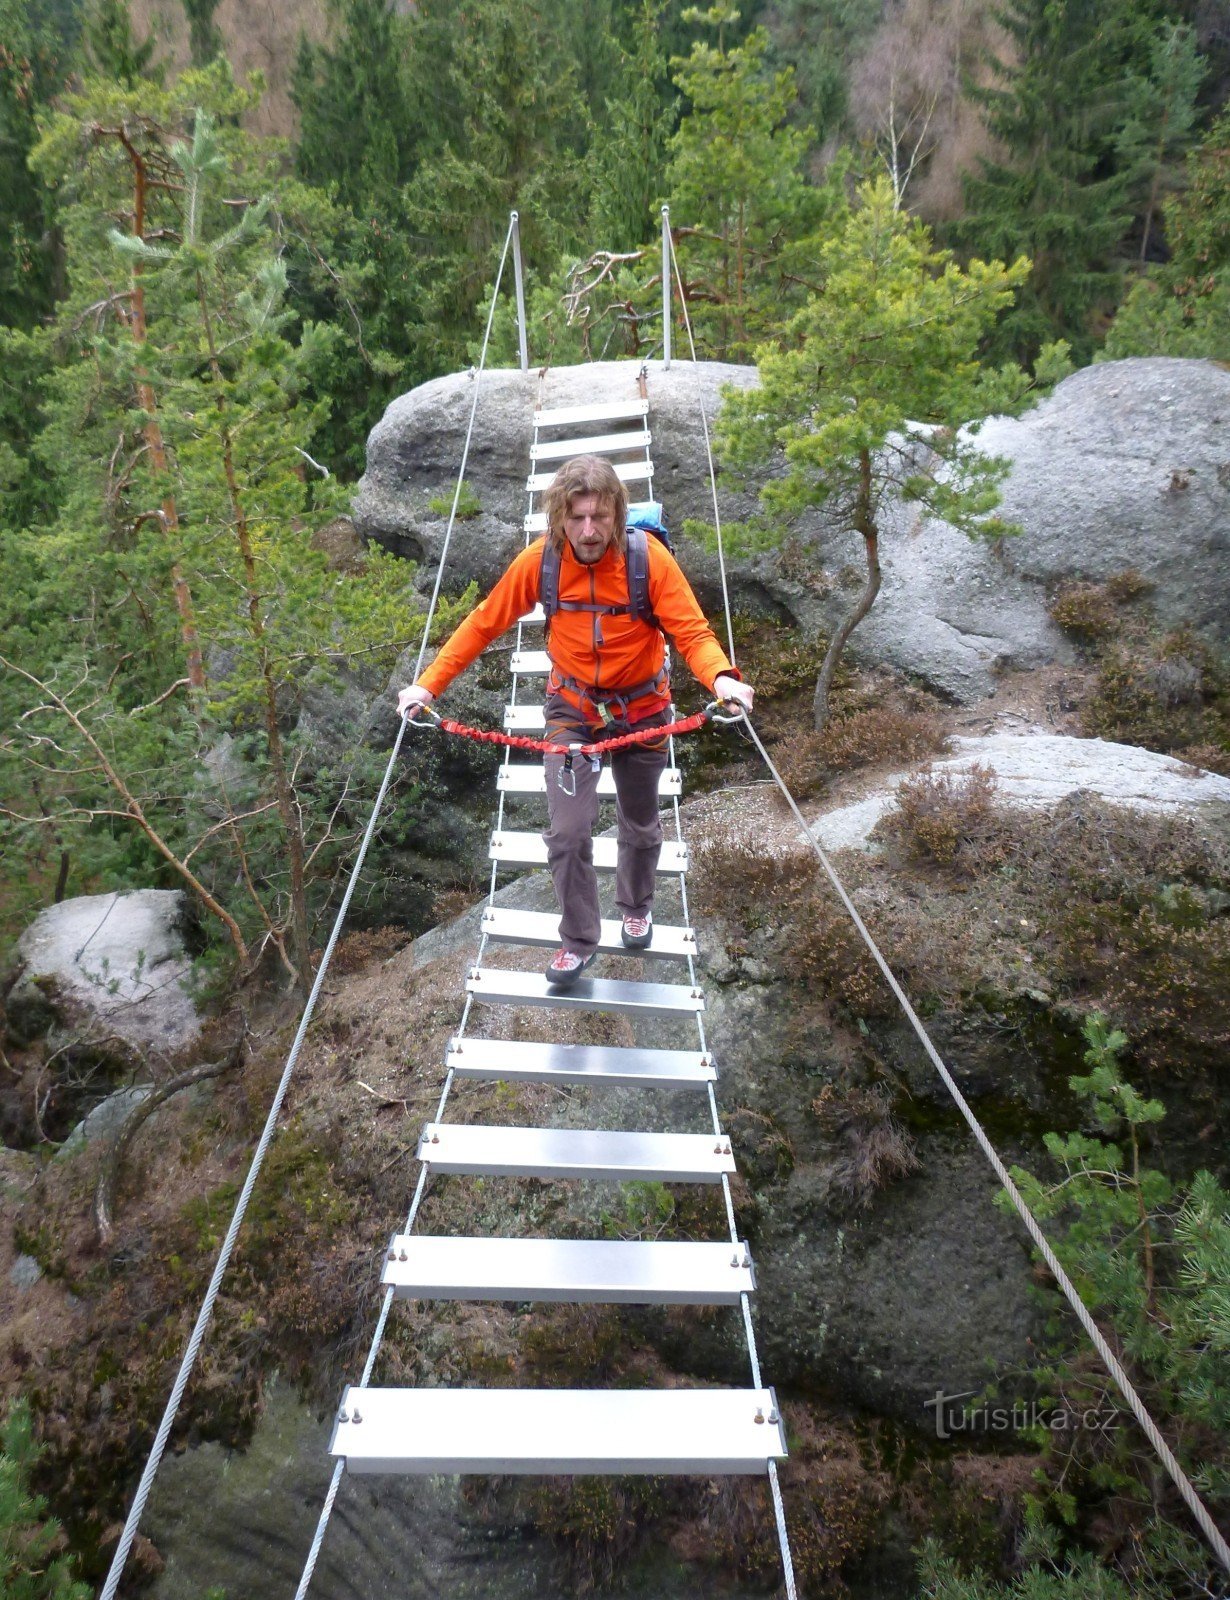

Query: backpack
[[538, 501, 674, 629]]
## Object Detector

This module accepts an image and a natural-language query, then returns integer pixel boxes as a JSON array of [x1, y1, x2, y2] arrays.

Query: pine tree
[[400, 0, 592, 374], [2, 68, 447, 979], [181, 0, 222, 67], [715, 178, 1066, 728], [0, 1401, 90, 1600], [760, 0, 880, 142], [588, 0, 676, 251], [665, 5, 831, 360], [0, 0, 66, 328], [291, 0, 420, 208], [1115, 22, 1205, 264], [82, 0, 158, 86]]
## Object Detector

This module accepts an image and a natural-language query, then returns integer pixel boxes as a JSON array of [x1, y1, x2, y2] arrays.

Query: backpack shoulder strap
[[624, 527, 657, 628], [538, 539, 561, 622]]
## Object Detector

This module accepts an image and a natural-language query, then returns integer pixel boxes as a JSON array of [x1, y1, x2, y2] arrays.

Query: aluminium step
[[490, 831, 689, 874], [497, 762, 682, 797], [518, 604, 545, 625], [331, 1385, 786, 1475], [445, 1035, 715, 1088], [503, 704, 549, 733], [415, 1123, 735, 1181], [531, 429, 651, 463], [510, 649, 552, 675], [381, 1235, 755, 1303], [523, 512, 548, 534], [480, 906, 695, 960], [465, 965, 704, 1016], [527, 461, 651, 494], [534, 399, 649, 430]]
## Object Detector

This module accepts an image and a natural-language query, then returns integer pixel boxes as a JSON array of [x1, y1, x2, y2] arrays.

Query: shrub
[[887, 764, 1009, 872], [427, 479, 481, 519], [1048, 580, 1119, 641], [0, 1401, 90, 1600], [810, 1082, 920, 1205]]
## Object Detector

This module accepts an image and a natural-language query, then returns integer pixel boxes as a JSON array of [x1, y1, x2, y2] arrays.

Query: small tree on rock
[[715, 177, 1069, 729]]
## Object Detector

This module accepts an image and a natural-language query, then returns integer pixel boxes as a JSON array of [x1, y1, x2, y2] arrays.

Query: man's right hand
[[397, 684, 435, 719]]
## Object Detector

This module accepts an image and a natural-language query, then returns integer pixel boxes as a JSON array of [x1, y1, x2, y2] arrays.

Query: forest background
[[0, 4, 1229, 1597]]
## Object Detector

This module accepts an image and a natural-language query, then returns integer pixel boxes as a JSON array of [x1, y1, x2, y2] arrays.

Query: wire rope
[[96, 217, 519, 1600], [667, 227, 1228, 1576], [665, 227, 737, 670]]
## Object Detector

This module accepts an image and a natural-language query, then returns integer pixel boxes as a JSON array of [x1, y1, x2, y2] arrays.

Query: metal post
[[661, 205, 671, 370], [510, 210, 529, 372]]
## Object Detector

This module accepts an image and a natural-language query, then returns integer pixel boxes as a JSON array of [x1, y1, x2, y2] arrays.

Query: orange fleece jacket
[[417, 536, 738, 716]]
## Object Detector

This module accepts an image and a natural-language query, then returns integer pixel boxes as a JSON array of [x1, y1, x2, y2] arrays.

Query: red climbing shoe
[[544, 948, 596, 986], [621, 912, 653, 949]]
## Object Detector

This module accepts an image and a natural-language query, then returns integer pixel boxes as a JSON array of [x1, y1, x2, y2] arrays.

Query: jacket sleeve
[[648, 542, 741, 690], [416, 540, 544, 699]]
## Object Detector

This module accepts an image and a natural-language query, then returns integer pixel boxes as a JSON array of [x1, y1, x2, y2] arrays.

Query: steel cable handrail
[[97, 215, 520, 1600]]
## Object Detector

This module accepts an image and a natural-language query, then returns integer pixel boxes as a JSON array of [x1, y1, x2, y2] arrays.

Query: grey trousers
[[541, 694, 671, 957]]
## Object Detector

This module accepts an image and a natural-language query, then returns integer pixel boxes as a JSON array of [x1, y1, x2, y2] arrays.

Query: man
[[398, 455, 753, 985]]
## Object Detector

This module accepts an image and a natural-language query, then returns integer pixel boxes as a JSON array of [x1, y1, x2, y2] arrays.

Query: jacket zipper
[[590, 567, 600, 692]]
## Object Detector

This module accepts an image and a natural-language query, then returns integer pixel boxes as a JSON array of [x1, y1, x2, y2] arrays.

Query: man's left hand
[[714, 674, 754, 714]]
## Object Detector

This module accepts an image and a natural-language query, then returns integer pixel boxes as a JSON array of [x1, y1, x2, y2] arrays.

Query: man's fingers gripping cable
[[397, 684, 436, 720], [713, 675, 754, 714]]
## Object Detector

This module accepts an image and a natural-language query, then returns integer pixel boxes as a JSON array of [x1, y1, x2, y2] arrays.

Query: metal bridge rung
[[497, 763, 682, 797], [534, 399, 649, 429], [415, 1123, 735, 1182], [490, 831, 689, 874], [518, 605, 545, 625], [381, 1235, 755, 1303], [504, 704, 547, 732], [527, 461, 651, 494], [445, 1036, 715, 1087], [331, 1385, 786, 1475], [466, 966, 703, 1016], [510, 649, 551, 675], [523, 511, 548, 534], [531, 429, 651, 463], [480, 906, 694, 959]]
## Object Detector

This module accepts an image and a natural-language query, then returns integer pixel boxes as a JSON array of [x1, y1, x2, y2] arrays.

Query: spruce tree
[[954, 0, 1200, 362], [588, 0, 676, 251], [0, 0, 66, 328], [82, 0, 158, 87]]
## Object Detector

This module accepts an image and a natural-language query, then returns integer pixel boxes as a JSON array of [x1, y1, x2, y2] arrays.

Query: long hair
[[543, 455, 628, 554]]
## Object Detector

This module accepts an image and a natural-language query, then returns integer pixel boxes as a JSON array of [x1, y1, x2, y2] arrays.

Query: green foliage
[[760, 0, 880, 142], [954, 0, 1204, 363], [0, 75, 461, 976], [587, 0, 676, 252], [715, 177, 1064, 720], [427, 480, 481, 519], [181, 0, 223, 67], [0, 0, 68, 328], [1104, 108, 1230, 358], [0, 1401, 90, 1600], [942, 1022, 1230, 1598], [82, 0, 159, 86], [666, 6, 834, 359]]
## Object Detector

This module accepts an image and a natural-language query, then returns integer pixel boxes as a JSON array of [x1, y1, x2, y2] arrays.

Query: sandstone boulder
[[355, 356, 1230, 704]]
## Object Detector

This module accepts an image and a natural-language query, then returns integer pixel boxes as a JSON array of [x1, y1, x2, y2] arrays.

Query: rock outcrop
[[6, 889, 202, 1057], [355, 356, 1230, 703], [813, 731, 1230, 852]]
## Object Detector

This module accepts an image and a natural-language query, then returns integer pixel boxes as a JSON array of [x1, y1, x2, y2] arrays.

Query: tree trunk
[[196, 275, 313, 993], [94, 1032, 244, 1246], [813, 448, 881, 731], [105, 123, 206, 691]]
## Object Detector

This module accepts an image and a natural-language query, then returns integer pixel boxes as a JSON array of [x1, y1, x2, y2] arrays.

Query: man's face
[[563, 492, 617, 565]]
